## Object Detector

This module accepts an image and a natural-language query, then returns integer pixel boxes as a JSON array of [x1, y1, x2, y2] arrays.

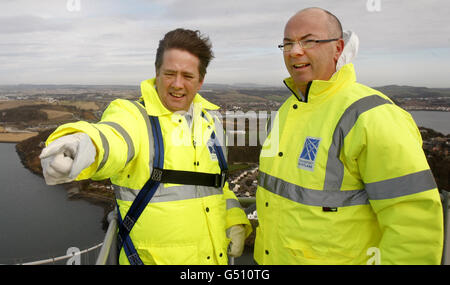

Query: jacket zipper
[[283, 80, 313, 103]]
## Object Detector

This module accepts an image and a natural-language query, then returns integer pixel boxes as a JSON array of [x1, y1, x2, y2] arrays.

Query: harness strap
[[117, 115, 163, 265], [150, 168, 226, 188], [116, 102, 228, 265]]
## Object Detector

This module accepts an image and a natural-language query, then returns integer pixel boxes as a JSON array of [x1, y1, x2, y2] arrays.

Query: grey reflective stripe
[[94, 100, 147, 172], [115, 185, 139, 201], [226, 198, 242, 210], [114, 184, 222, 203], [93, 126, 109, 171], [366, 169, 437, 200], [324, 95, 392, 191], [258, 171, 368, 207], [129, 101, 155, 175], [98, 121, 135, 165]]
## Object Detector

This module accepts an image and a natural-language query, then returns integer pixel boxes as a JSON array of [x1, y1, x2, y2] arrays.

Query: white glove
[[39, 132, 96, 185], [336, 30, 359, 71], [227, 225, 246, 258]]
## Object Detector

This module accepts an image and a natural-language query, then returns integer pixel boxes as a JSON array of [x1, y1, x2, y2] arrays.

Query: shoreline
[[0, 132, 39, 143], [65, 185, 115, 232], [10, 130, 117, 232]]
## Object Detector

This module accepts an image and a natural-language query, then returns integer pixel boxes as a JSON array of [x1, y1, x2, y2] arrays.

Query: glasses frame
[[278, 38, 339, 52]]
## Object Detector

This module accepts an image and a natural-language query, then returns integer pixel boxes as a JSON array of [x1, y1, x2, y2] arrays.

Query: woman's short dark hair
[[155, 28, 214, 81]]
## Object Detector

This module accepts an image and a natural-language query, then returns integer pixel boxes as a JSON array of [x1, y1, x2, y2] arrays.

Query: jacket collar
[[139, 78, 220, 116], [283, 63, 357, 104]]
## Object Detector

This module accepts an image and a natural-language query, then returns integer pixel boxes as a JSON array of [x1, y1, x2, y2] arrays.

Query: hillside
[[200, 84, 450, 112], [374, 85, 450, 98], [2, 83, 449, 195], [1, 83, 450, 113]]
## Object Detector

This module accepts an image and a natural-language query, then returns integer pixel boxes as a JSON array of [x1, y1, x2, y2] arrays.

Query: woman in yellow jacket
[[255, 9, 443, 265], [40, 29, 251, 265]]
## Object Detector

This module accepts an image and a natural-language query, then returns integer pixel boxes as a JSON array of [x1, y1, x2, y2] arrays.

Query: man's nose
[[172, 74, 184, 89], [289, 42, 306, 56]]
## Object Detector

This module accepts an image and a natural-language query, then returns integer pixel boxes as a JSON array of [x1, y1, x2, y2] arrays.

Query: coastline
[[12, 130, 116, 231], [0, 132, 39, 143]]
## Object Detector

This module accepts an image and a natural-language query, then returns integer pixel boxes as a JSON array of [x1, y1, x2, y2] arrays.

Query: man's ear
[[334, 38, 345, 63], [197, 77, 205, 93]]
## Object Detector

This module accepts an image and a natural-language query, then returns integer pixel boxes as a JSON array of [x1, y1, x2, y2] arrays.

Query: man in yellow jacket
[[39, 28, 251, 265], [254, 7, 443, 265]]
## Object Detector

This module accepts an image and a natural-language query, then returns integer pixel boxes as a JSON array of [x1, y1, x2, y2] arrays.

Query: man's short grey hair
[[299, 7, 343, 38]]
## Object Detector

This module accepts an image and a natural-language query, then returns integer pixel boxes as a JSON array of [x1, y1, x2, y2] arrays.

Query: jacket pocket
[[283, 243, 357, 265], [136, 243, 199, 265]]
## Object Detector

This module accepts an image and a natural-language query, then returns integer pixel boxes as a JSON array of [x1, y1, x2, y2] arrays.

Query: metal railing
[[96, 193, 450, 265], [95, 197, 256, 265], [16, 243, 103, 265], [95, 210, 119, 265]]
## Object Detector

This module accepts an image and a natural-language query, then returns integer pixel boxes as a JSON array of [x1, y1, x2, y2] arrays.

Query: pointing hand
[[39, 133, 96, 185]]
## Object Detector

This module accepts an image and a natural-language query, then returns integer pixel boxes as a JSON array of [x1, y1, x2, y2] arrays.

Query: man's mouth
[[169, 92, 185, 98], [293, 63, 310, 69]]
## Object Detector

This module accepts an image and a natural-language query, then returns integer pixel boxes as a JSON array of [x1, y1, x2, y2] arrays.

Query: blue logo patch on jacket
[[298, 136, 321, 171]]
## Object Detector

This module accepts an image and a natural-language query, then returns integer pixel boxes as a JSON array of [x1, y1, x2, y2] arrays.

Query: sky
[[0, 0, 449, 88]]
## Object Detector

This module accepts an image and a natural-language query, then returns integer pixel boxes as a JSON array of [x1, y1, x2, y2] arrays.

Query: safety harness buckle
[[151, 168, 163, 182], [215, 171, 227, 188], [123, 216, 136, 232], [128, 253, 144, 265]]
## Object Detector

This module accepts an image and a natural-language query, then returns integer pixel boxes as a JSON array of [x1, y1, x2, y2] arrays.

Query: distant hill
[[1, 83, 449, 104], [370, 85, 450, 98], [201, 84, 290, 105], [201, 83, 450, 106]]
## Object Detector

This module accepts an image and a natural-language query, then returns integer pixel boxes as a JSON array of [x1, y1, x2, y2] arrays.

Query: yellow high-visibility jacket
[[255, 64, 443, 265], [46, 78, 252, 265]]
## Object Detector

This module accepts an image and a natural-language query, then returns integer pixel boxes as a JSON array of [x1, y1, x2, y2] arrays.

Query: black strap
[[150, 168, 227, 188]]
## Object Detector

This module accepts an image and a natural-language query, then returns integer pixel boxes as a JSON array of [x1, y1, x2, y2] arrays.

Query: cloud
[[0, 15, 72, 34], [0, 0, 449, 87]]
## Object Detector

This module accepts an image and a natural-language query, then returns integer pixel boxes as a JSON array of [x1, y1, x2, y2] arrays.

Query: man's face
[[283, 10, 343, 92], [155, 48, 204, 112]]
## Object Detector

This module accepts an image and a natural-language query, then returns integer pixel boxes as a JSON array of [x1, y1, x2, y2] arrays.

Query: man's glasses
[[278, 38, 339, 52]]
